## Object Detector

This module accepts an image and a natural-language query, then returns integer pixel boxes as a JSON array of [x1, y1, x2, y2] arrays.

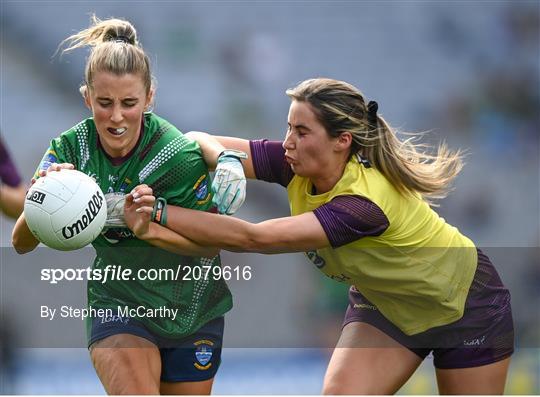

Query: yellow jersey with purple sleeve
[[250, 139, 477, 335]]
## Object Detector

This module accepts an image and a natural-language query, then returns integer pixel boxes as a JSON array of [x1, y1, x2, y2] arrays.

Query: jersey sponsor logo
[[193, 175, 210, 204], [39, 150, 58, 171], [305, 250, 326, 268], [193, 339, 214, 370], [61, 191, 104, 239], [27, 190, 46, 205]]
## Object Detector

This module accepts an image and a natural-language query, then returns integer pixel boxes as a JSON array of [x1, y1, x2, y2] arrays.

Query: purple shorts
[[343, 249, 514, 369]]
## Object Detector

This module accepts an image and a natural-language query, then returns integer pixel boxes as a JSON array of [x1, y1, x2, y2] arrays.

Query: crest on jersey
[[193, 339, 214, 370], [39, 150, 58, 171], [305, 250, 326, 269], [193, 175, 210, 204]]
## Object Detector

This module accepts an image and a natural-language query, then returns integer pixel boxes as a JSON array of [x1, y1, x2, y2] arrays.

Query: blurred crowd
[[1, 1, 538, 394]]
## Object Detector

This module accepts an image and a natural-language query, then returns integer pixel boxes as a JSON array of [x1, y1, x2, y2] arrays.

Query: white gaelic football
[[24, 169, 107, 251]]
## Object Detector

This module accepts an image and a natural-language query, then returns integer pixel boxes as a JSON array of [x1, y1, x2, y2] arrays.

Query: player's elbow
[[236, 226, 279, 253], [240, 237, 264, 253], [185, 131, 207, 142], [11, 227, 38, 254], [12, 236, 35, 254]]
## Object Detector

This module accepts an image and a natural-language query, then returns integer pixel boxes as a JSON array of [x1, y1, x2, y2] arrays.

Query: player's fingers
[[218, 185, 232, 214], [135, 206, 153, 214], [212, 177, 224, 194], [46, 163, 73, 173], [132, 184, 152, 199], [45, 163, 58, 173], [211, 190, 222, 207], [124, 193, 134, 205], [227, 189, 242, 215], [134, 195, 155, 206], [137, 187, 154, 198], [211, 181, 224, 206], [228, 180, 246, 214]]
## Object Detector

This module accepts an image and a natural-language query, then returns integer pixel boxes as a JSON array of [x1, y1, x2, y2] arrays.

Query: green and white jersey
[[35, 113, 232, 339]]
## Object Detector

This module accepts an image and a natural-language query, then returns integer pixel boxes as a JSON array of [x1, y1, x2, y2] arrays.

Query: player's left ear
[[335, 131, 352, 153]]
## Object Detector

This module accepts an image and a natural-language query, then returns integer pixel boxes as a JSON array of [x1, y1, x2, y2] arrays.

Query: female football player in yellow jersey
[[125, 78, 514, 394]]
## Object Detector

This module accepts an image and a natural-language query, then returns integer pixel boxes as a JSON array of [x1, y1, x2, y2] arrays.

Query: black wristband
[[152, 197, 168, 226]]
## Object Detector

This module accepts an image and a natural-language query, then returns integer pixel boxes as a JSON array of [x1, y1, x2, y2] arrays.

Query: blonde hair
[[286, 78, 464, 205], [58, 15, 153, 96]]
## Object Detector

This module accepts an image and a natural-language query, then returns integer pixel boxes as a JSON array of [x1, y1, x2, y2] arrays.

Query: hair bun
[[367, 100, 378, 115]]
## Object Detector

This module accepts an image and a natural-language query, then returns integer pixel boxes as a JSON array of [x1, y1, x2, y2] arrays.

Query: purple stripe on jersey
[[249, 139, 294, 187], [0, 136, 22, 187], [313, 195, 389, 248]]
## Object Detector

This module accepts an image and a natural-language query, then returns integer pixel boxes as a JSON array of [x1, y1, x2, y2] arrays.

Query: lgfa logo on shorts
[[193, 339, 214, 370], [100, 314, 129, 325]]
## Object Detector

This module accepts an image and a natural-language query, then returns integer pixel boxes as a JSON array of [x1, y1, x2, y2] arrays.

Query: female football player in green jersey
[[126, 78, 514, 394], [12, 15, 239, 395]]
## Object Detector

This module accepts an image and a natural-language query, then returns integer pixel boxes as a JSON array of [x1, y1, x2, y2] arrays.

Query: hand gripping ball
[[24, 169, 107, 251]]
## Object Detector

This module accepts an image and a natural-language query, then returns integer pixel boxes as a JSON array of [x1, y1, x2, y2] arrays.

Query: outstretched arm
[[126, 185, 330, 254], [124, 191, 220, 258], [136, 222, 220, 258], [166, 205, 330, 254]]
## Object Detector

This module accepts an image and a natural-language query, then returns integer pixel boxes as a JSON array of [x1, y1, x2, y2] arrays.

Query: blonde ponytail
[[58, 14, 152, 95], [367, 115, 464, 204], [286, 78, 464, 205]]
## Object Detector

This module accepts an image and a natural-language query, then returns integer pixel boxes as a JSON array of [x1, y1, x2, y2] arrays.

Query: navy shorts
[[89, 316, 224, 382], [343, 249, 514, 369]]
